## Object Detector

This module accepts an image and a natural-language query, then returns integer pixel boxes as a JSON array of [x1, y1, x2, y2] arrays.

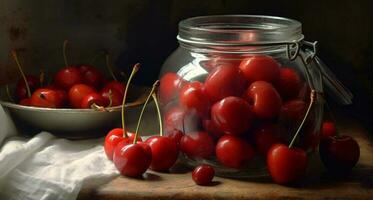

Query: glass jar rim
[[177, 15, 304, 46]]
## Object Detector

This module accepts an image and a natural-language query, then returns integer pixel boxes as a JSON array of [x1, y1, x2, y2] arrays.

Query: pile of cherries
[[10, 42, 125, 110]]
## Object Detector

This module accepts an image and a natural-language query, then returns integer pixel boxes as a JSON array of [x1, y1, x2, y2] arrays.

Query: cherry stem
[[11, 50, 31, 98], [133, 80, 160, 144], [63, 40, 69, 67], [289, 89, 316, 148], [105, 54, 118, 81], [107, 89, 113, 107], [152, 93, 163, 137], [91, 103, 107, 111], [121, 63, 140, 138], [5, 85, 15, 102]]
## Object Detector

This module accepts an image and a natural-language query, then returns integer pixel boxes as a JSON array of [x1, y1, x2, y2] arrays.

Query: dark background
[[0, 0, 372, 133]]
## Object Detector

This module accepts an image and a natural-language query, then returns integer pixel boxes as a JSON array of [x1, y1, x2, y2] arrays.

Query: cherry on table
[[239, 55, 280, 83], [211, 96, 253, 136], [319, 135, 360, 175], [192, 164, 215, 186], [113, 141, 152, 177], [204, 65, 247, 103], [243, 81, 282, 119], [145, 136, 178, 171], [267, 144, 308, 184], [180, 131, 215, 159], [216, 135, 255, 169]]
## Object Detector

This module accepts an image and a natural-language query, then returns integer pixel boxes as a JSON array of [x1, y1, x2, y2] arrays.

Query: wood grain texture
[[78, 116, 373, 200]]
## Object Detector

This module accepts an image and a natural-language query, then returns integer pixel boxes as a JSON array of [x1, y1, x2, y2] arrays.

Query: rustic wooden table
[[78, 115, 373, 200]]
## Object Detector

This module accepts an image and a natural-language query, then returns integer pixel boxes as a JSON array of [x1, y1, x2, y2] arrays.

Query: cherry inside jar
[[158, 15, 351, 178]]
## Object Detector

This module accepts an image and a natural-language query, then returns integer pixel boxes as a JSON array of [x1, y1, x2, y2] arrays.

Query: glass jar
[[159, 15, 352, 177]]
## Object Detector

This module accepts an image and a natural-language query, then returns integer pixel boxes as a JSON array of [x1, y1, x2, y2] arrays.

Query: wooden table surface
[[78, 115, 373, 200]]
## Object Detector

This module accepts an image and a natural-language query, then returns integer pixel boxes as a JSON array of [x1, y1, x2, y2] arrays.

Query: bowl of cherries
[[0, 42, 148, 138]]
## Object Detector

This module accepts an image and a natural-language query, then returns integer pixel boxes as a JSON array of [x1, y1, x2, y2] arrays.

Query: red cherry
[[104, 128, 142, 160], [167, 129, 184, 147], [102, 81, 125, 96], [267, 144, 308, 184], [275, 67, 303, 99], [100, 87, 123, 107], [239, 55, 280, 83], [202, 119, 224, 139], [192, 164, 215, 185], [211, 96, 252, 135], [281, 99, 307, 121], [163, 106, 200, 133], [78, 64, 105, 89], [204, 65, 247, 103], [321, 121, 337, 138], [180, 131, 214, 159], [216, 135, 255, 169], [244, 81, 282, 119], [145, 136, 179, 171], [113, 142, 152, 177], [81, 92, 108, 109], [19, 98, 31, 106], [319, 135, 360, 174], [179, 81, 210, 117], [253, 123, 280, 155], [30, 88, 64, 108], [55, 89, 68, 107], [15, 75, 40, 101], [54, 67, 82, 90], [159, 72, 185, 105], [68, 84, 96, 108]]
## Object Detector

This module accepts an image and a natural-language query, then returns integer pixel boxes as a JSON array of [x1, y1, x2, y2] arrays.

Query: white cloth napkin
[[0, 106, 119, 200]]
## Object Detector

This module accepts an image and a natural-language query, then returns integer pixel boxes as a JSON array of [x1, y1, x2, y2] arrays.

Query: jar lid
[[178, 15, 304, 46]]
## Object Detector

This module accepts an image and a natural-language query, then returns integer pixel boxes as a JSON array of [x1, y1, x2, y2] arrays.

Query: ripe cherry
[[30, 88, 64, 108], [15, 75, 40, 101], [78, 64, 105, 89], [167, 129, 184, 147], [253, 123, 280, 155], [104, 128, 141, 160], [100, 87, 123, 107], [11, 50, 40, 101], [54, 66, 81, 90], [113, 141, 152, 177], [211, 96, 252, 135], [163, 106, 200, 133], [146, 136, 178, 171], [102, 81, 125, 96], [202, 119, 224, 139], [104, 64, 140, 160], [192, 164, 215, 186], [275, 67, 303, 100], [216, 135, 255, 169], [280, 99, 307, 121], [319, 135, 360, 175], [19, 98, 31, 106], [204, 65, 247, 103], [80, 92, 109, 109], [180, 131, 215, 159], [179, 81, 210, 117], [239, 55, 280, 83], [244, 81, 282, 119], [68, 84, 96, 108], [113, 80, 159, 177], [321, 121, 337, 138], [159, 72, 185, 105], [267, 144, 308, 184]]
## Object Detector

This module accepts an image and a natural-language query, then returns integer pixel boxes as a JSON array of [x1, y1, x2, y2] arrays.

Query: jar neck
[[177, 15, 304, 54]]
